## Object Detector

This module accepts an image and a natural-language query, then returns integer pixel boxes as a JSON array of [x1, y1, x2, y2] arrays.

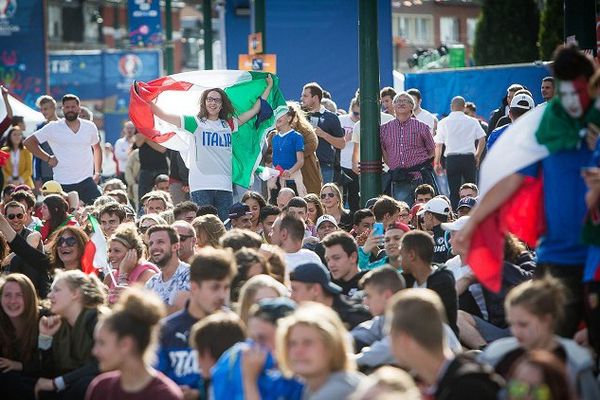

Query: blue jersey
[[272, 129, 304, 170], [156, 305, 201, 390], [520, 145, 591, 265]]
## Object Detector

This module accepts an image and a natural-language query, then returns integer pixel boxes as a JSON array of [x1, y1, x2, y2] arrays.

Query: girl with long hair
[[105, 223, 159, 303], [147, 76, 273, 221], [86, 287, 182, 399], [303, 193, 323, 237], [0, 274, 40, 399], [237, 274, 288, 325], [288, 102, 322, 195], [2, 127, 33, 188], [319, 183, 352, 231], [40, 194, 78, 243], [482, 277, 600, 399], [34, 270, 107, 399], [191, 214, 226, 248], [242, 191, 267, 234], [276, 302, 364, 399]]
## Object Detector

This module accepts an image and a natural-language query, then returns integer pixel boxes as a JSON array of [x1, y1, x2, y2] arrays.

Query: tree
[[473, 0, 540, 65], [538, 0, 564, 60]]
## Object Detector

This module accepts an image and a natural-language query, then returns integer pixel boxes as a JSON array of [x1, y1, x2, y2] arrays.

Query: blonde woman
[[34, 270, 107, 399], [319, 183, 352, 231], [237, 274, 288, 325], [192, 214, 226, 249], [276, 302, 364, 399]]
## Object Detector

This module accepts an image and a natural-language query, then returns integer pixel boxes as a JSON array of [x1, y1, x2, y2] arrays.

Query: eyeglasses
[[57, 236, 77, 247], [206, 97, 222, 104], [320, 192, 336, 199], [178, 234, 194, 242], [6, 213, 24, 220], [507, 380, 551, 400]]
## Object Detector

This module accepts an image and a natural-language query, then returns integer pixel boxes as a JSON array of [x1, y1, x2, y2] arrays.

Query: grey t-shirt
[[145, 261, 190, 305], [302, 371, 364, 400]]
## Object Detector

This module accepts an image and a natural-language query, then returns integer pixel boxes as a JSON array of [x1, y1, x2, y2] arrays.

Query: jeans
[[391, 180, 418, 206], [191, 189, 233, 222], [342, 167, 360, 213], [320, 162, 334, 184], [169, 180, 189, 205], [446, 154, 477, 209], [62, 177, 101, 206]]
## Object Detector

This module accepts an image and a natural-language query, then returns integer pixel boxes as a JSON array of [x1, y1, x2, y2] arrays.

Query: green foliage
[[473, 0, 540, 65], [538, 0, 564, 60]]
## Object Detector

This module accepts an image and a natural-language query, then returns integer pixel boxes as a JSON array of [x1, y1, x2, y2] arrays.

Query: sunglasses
[[320, 192, 336, 199], [57, 236, 77, 247], [507, 380, 551, 400], [178, 234, 194, 242], [6, 213, 24, 220]]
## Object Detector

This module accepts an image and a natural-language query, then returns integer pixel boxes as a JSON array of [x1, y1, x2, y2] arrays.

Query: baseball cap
[[274, 105, 290, 121], [13, 184, 32, 193], [510, 93, 535, 110], [417, 198, 451, 216], [228, 202, 252, 220], [41, 180, 65, 195], [254, 298, 297, 324], [387, 219, 411, 232], [290, 262, 342, 295], [441, 216, 471, 232], [457, 196, 478, 210], [316, 214, 338, 229], [365, 197, 378, 209]]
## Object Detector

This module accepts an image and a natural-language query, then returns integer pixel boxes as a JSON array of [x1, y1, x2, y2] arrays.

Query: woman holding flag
[[146, 75, 273, 221]]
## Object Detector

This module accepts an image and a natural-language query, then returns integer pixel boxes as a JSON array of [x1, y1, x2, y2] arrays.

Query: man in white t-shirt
[[338, 98, 360, 212], [407, 88, 438, 135], [24, 94, 102, 205], [434, 96, 486, 209], [114, 120, 135, 178], [270, 213, 322, 273]]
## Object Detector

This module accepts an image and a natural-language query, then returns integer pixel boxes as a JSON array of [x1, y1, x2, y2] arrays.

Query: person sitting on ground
[[417, 197, 451, 264], [387, 289, 503, 399], [86, 288, 183, 400], [276, 302, 365, 399], [290, 262, 370, 330]]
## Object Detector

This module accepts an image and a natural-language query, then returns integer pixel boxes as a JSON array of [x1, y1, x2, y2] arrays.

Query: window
[[393, 13, 434, 46], [467, 18, 477, 46], [440, 17, 459, 44], [47, 5, 62, 42]]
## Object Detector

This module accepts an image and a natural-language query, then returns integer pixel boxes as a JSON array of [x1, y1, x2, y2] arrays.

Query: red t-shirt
[[85, 370, 183, 400]]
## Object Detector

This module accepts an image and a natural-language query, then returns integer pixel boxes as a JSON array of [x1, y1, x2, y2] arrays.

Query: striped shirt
[[380, 117, 435, 170]]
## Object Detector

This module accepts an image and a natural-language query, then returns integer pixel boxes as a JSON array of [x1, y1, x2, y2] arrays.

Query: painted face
[[1, 281, 25, 319], [558, 79, 590, 119]]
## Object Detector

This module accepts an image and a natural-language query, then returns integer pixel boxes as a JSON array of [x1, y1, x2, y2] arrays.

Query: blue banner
[[49, 51, 104, 100], [128, 0, 163, 47], [0, 0, 47, 108]]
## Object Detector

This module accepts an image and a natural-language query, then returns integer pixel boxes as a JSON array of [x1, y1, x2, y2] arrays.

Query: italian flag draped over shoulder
[[81, 215, 109, 275], [129, 70, 286, 188], [469, 98, 600, 292]]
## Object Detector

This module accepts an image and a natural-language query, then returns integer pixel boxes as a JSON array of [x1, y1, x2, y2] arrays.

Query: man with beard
[[145, 224, 191, 314], [25, 94, 102, 205], [157, 247, 237, 400]]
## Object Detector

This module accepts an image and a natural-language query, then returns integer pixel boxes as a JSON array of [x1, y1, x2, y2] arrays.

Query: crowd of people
[[0, 44, 599, 399]]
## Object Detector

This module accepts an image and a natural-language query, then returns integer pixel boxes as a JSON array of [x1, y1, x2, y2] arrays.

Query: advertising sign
[[128, 0, 162, 46]]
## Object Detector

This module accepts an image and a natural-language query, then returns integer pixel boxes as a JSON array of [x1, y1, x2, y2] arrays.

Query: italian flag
[[129, 70, 286, 188], [81, 215, 109, 275], [468, 98, 600, 292]]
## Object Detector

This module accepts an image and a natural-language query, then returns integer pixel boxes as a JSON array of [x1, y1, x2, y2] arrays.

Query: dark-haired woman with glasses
[[0, 212, 90, 297], [319, 183, 352, 231]]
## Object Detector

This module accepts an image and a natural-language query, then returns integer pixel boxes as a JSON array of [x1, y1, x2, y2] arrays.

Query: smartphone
[[373, 222, 384, 236]]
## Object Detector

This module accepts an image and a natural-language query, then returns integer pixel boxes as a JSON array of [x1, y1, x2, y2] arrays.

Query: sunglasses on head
[[57, 236, 77, 247], [6, 213, 24, 220], [320, 192, 336, 199]]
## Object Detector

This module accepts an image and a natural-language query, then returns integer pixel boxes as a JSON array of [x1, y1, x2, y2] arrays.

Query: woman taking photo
[[0, 274, 40, 400], [40, 194, 78, 243], [481, 277, 599, 399], [319, 183, 352, 231], [242, 191, 267, 234], [303, 194, 323, 237], [276, 302, 363, 399], [86, 288, 182, 399], [34, 270, 107, 399], [147, 76, 273, 221], [105, 223, 159, 303], [2, 127, 33, 188]]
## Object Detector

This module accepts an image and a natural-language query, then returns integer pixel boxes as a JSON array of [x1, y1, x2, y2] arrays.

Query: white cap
[[417, 197, 451, 216], [316, 214, 338, 229], [510, 93, 535, 110], [441, 216, 471, 232]]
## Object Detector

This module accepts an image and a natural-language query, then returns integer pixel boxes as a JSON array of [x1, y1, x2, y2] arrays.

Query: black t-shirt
[[435, 354, 503, 400], [333, 270, 368, 298], [138, 143, 168, 171], [308, 109, 344, 164], [432, 224, 450, 264]]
